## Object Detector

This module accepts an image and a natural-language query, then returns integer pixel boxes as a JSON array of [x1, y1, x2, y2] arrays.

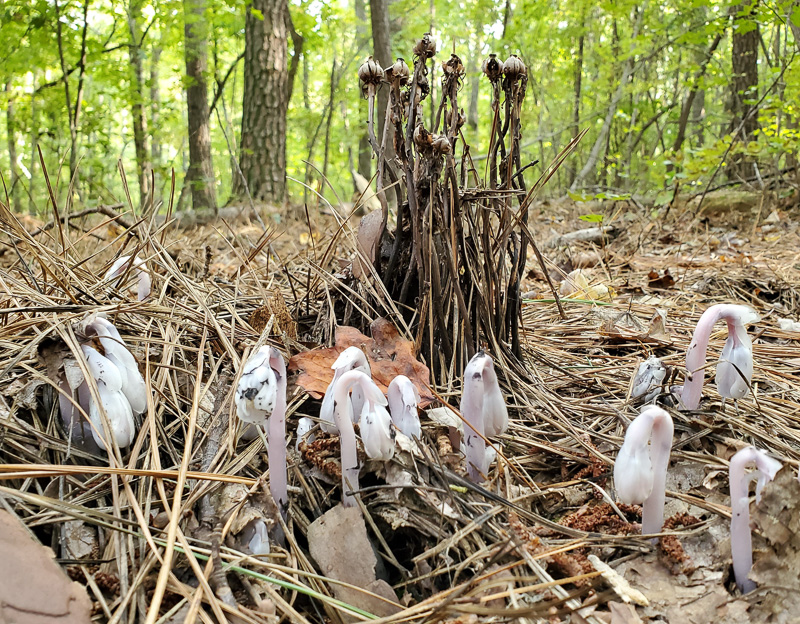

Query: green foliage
[[0, 0, 797, 214]]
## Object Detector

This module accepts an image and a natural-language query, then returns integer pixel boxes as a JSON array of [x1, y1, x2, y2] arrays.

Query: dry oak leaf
[[288, 318, 434, 407]]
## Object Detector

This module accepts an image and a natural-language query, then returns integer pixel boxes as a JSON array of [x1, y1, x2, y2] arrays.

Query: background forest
[[1, 0, 798, 216]]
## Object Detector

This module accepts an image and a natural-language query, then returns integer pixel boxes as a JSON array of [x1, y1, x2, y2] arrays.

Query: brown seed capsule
[[503, 54, 527, 81], [442, 54, 464, 77], [390, 58, 410, 86], [432, 134, 452, 154], [413, 33, 437, 59], [413, 124, 433, 148], [482, 54, 504, 81], [358, 56, 385, 86]]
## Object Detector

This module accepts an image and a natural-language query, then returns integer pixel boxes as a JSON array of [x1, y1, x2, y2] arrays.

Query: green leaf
[[567, 190, 593, 202], [579, 214, 604, 223], [250, 8, 264, 20]]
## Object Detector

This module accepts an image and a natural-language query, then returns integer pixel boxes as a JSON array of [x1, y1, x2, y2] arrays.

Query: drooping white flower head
[[80, 345, 136, 450], [388, 375, 421, 439], [614, 406, 674, 536], [236, 346, 278, 427], [105, 255, 151, 301], [319, 346, 371, 433], [682, 304, 760, 409], [296, 416, 316, 450], [460, 351, 508, 482], [360, 392, 395, 461], [83, 316, 147, 415]]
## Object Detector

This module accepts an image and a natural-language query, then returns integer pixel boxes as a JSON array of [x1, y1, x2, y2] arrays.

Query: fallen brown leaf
[[648, 269, 675, 289], [289, 318, 434, 406]]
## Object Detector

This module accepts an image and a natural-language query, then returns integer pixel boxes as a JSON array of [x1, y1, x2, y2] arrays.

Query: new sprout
[[388, 375, 421, 439], [329, 369, 387, 506], [319, 346, 371, 433], [105, 255, 151, 301], [614, 406, 674, 536], [682, 304, 760, 410], [460, 351, 508, 482], [729, 446, 782, 594]]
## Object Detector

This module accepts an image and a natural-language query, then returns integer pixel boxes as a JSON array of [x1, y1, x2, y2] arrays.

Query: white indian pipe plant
[[319, 346, 371, 433], [328, 369, 387, 506], [105, 255, 151, 301], [235, 346, 289, 515], [56, 315, 148, 452], [614, 406, 674, 537], [387, 375, 421, 439], [682, 304, 760, 410], [460, 351, 508, 482], [728, 446, 782, 594], [360, 396, 395, 461]]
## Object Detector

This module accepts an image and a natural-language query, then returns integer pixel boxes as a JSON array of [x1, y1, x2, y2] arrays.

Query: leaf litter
[[0, 192, 799, 623]]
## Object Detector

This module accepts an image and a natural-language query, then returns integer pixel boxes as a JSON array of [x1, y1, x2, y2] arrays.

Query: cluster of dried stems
[[349, 35, 582, 382]]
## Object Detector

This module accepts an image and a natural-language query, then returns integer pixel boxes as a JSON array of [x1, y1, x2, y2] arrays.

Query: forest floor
[[1, 188, 799, 623]]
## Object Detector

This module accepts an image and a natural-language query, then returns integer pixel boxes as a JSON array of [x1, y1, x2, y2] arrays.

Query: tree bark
[[5, 83, 21, 212], [183, 0, 217, 213], [234, 0, 290, 205], [150, 41, 162, 171], [355, 0, 372, 180], [730, 1, 760, 177], [570, 18, 585, 185], [731, 1, 759, 140], [127, 0, 151, 203]]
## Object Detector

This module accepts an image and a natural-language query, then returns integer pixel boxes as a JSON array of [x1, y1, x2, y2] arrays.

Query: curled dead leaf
[[288, 318, 434, 406]]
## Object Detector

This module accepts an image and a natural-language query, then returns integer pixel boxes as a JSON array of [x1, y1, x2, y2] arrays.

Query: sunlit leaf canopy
[[0, 0, 797, 212]]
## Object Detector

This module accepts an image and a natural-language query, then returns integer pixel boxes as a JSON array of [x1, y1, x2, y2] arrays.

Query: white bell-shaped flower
[[360, 398, 395, 461], [296, 416, 316, 450], [85, 316, 147, 414], [717, 320, 755, 400], [319, 346, 371, 433], [81, 345, 136, 450], [236, 346, 278, 427], [460, 351, 507, 482], [388, 375, 421, 439]]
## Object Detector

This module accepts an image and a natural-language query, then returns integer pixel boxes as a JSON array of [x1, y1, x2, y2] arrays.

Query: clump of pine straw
[[1, 181, 799, 622]]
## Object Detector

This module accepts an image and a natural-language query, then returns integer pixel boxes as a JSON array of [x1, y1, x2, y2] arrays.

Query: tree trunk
[[467, 41, 481, 131], [731, 1, 759, 140], [150, 41, 162, 172], [355, 0, 372, 180], [234, 0, 290, 205], [127, 0, 151, 204], [370, 0, 392, 154], [28, 75, 40, 213], [570, 19, 585, 185], [669, 32, 722, 171], [5, 83, 21, 212], [183, 0, 217, 213]]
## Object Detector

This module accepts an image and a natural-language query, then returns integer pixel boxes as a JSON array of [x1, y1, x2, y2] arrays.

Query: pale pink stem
[[332, 370, 371, 506], [683, 305, 725, 410], [267, 348, 288, 516], [641, 408, 673, 536]]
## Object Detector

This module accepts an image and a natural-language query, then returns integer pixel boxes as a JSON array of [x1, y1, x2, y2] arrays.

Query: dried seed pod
[[389, 58, 410, 86], [503, 54, 527, 81], [413, 124, 433, 148], [446, 107, 466, 129], [442, 54, 464, 77], [358, 56, 385, 86], [482, 54, 504, 81], [413, 33, 437, 59], [432, 135, 452, 154]]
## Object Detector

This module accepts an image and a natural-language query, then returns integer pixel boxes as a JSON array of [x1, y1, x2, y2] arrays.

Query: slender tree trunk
[[571, 5, 644, 191], [234, 0, 290, 204], [467, 39, 481, 131], [669, 32, 723, 171], [127, 0, 151, 203], [570, 18, 585, 184], [355, 0, 372, 180], [150, 40, 163, 171], [5, 83, 21, 212], [183, 0, 217, 213], [28, 74, 40, 213], [730, 1, 760, 178], [370, 0, 392, 155]]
